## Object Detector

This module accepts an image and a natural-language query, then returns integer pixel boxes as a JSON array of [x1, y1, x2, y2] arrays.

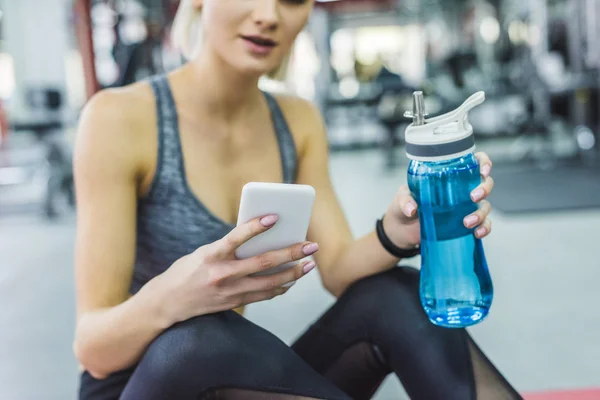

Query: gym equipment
[[0, 88, 74, 219]]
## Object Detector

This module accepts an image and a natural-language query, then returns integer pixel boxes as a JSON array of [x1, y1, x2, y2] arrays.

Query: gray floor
[[1, 149, 599, 400]]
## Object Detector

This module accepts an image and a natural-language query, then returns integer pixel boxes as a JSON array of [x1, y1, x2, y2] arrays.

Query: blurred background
[[0, 0, 599, 399]]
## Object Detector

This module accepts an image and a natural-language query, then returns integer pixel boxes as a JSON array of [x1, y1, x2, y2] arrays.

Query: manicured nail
[[302, 243, 319, 256], [464, 215, 479, 228], [260, 215, 278, 227], [303, 261, 316, 274], [476, 226, 487, 237], [404, 203, 416, 217], [481, 164, 491, 177], [471, 189, 484, 202]]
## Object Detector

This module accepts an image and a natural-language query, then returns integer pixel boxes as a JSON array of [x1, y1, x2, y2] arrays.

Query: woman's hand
[[156, 215, 318, 324], [382, 152, 495, 249]]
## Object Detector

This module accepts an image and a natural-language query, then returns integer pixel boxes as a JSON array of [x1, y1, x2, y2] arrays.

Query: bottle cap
[[404, 91, 485, 161]]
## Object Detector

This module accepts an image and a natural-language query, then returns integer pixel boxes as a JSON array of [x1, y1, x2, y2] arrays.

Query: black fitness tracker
[[376, 216, 421, 259]]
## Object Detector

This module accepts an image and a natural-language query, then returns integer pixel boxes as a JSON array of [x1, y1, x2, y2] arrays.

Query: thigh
[[292, 267, 475, 400], [120, 311, 350, 400], [291, 271, 397, 400], [79, 367, 135, 400]]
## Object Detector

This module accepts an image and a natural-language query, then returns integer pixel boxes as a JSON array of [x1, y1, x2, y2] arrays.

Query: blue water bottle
[[404, 91, 493, 328]]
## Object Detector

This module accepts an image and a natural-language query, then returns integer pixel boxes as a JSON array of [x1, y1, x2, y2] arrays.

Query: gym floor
[[1, 148, 599, 400]]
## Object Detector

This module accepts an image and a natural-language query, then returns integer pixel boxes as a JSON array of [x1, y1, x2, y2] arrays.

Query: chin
[[237, 60, 282, 78]]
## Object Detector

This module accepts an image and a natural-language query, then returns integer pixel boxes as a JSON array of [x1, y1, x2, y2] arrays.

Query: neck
[[181, 48, 264, 121]]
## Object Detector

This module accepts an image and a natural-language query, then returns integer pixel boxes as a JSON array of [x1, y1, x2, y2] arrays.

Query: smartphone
[[235, 182, 316, 276]]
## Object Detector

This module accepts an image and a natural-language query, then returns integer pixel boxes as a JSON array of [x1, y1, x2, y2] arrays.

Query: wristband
[[376, 216, 421, 258]]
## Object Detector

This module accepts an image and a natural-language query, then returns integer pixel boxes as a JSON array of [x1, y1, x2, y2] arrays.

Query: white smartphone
[[235, 182, 316, 276]]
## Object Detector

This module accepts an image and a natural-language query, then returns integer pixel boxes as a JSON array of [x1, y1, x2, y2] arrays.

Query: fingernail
[[302, 243, 319, 256], [476, 226, 487, 237], [464, 215, 479, 228], [303, 261, 316, 274], [260, 215, 278, 227], [481, 164, 491, 177], [404, 203, 416, 217], [471, 189, 484, 202]]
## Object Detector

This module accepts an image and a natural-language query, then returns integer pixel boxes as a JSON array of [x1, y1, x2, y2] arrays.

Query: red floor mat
[[523, 388, 600, 400]]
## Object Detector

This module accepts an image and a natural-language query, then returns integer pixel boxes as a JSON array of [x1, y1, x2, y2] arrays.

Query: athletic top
[[129, 75, 298, 294]]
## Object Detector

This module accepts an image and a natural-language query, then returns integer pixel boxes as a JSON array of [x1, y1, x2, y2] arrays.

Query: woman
[[73, 0, 521, 399]]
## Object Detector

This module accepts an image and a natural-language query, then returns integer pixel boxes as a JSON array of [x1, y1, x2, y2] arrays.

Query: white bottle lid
[[404, 91, 486, 162]]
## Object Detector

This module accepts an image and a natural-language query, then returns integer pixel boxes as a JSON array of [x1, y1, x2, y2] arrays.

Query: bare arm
[[73, 89, 321, 378], [73, 88, 172, 378], [283, 99, 401, 297], [288, 98, 495, 297]]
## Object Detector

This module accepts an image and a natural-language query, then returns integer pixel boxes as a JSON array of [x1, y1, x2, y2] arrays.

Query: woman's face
[[198, 0, 314, 76]]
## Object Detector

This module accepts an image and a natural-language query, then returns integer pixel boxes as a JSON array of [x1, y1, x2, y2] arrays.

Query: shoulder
[[272, 93, 324, 131], [75, 81, 156, 177], [270, 93, 327, 156], [79, 81, 155, 136]]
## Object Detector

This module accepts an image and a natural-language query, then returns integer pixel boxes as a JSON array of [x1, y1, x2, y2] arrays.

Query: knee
[[346, 266, 420, 301], [137, 311, 315, 392], [137, 312, 242, 381], [341, 266, 424, 324]]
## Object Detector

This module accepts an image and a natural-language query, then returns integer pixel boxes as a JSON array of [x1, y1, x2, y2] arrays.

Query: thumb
[[395, 185, 418, 219]]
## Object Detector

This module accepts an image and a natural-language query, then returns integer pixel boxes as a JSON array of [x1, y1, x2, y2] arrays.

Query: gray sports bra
[[129, 75, 298, 294]]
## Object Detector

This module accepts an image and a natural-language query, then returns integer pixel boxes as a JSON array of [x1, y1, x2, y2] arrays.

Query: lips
[[240, 35, 278, 56], [241, 35, 278, 47]]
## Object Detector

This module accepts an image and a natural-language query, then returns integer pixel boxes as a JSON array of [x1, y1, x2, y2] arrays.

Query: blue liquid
[[408, 154, 493, 328]]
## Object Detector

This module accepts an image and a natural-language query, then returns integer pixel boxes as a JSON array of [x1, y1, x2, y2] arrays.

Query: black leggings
[[79, 267, 522, 400]]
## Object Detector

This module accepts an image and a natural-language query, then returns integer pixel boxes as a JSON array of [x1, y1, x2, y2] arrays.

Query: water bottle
[[404, 91, 493, 328]]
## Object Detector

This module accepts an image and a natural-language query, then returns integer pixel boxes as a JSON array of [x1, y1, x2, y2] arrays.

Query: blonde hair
[[172, 0, 290, 81]]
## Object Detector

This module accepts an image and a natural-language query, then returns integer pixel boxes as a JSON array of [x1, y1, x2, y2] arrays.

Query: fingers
[[470, 175, 494, 202], [208, 260, 314, 309], [235, 241, 319, 278], [396, 185, 418, 218], [244, 259, 316, 293], [239, 284, 292, 307], [472, 153, 493, 239], [475, 152, 493, 178], [464, 200, 491, 229], [463, 200, 492, 239], [474, 218, 492, 239], [216, 214, 279, 256]]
